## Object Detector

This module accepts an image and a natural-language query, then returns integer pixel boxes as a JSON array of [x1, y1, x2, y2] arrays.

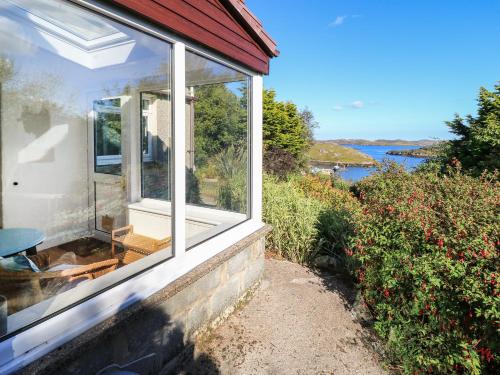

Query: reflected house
[[0, 0, 278, 373]]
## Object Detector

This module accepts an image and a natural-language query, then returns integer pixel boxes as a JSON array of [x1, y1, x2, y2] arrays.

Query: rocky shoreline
[[310, 160, 376, 168], [386, 150, 432, 158]]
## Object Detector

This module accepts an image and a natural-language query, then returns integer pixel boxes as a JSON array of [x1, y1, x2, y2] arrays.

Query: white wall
[[1, 94, 90, 248]]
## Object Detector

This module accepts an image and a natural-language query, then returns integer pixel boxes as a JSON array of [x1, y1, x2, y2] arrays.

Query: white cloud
[[329, 15, 347, 27], [351, 100, 364, 109], [334, 100, 372, 111], [328, 14, 363, 28]]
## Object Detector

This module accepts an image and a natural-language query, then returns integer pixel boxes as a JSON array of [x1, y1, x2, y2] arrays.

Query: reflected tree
[[192, 83, 247, 168]]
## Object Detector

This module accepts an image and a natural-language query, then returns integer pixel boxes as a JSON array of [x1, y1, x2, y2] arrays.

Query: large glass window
[[185, 51, 250, 247], [0, 0, 172, 337]]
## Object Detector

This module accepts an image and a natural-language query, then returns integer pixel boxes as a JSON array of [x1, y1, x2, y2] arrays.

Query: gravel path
[[179, 258, 387, 375]]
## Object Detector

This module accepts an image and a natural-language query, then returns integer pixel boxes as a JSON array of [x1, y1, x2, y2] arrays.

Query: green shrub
[[263, 174, 361, 264], [263, 175, 323, 263], [214, 147, 247, 213], [352, 163, 499, 374], [292, 174, 361, 259]]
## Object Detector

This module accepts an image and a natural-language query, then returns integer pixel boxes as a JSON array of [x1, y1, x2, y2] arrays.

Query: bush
[[352, 163, 499, 374], [292, 174, 361, 259], [263, 174, 361, 264], [263, 175, 323, 263], [214, 147, 247, 213], [263, 146, 299, 178]]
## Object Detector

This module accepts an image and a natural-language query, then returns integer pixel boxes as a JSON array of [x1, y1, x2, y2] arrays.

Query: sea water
[[336, 145, 427, 182]]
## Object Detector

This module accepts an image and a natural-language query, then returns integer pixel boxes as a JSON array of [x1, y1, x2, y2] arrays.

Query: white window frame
[[0, 1, 265, 373], [140, 96, 154, 162]]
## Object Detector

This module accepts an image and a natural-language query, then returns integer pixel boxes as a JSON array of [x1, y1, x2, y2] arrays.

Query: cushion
[[0, 255, 40, 272]]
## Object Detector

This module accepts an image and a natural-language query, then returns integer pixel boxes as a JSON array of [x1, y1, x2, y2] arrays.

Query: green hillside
[[308, 142, 375, 166]]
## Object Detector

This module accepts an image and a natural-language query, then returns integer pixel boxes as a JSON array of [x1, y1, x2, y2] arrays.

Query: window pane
[[185, 51, 250, 248], [0, 0, 172, 337], [141, 91, 172, 201], [94, 98, 122, 175]]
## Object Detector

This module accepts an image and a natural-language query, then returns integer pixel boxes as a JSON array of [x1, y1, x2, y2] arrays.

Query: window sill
[[0, 219, 266, 374], [130, 199, 247, 225]]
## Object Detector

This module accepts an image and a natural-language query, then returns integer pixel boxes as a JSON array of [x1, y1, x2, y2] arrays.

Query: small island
[[308, 142, 375, 167], [386, 144, 441, 158], [331, 139, 437, 147]]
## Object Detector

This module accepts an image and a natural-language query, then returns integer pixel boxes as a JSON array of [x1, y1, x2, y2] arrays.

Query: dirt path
[[179, 258, 387, 375]]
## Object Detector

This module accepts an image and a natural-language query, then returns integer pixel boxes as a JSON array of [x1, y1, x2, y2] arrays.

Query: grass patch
[[308, 142, 375, 165]]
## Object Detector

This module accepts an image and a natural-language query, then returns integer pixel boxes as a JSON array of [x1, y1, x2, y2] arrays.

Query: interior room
[[0, 0, 249, 330]]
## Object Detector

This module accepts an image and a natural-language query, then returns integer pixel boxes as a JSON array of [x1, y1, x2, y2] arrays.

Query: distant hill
[[386, 143, 442, 158], [308, 142, 375, 167], [323, 139, 438, 147]]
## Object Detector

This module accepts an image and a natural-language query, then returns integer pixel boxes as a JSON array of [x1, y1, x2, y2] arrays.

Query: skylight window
[[5, 0, 135, 69], [8, 0, 121, 40]]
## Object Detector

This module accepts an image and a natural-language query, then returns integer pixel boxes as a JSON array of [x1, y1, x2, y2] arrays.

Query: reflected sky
[[1, 0, 171, 114]]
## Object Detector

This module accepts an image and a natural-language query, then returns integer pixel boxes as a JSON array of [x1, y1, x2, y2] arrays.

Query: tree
[[443, 83, 500, 176], [263, 89, 312, 175], [299, 106, 318, 147]]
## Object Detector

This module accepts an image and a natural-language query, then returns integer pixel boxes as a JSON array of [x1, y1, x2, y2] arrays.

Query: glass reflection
[[185, 51, 250, 248], [0, 0, 172, 335]]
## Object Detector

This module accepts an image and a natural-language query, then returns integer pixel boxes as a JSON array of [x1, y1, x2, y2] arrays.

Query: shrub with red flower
[[352, 163, 499, 374]]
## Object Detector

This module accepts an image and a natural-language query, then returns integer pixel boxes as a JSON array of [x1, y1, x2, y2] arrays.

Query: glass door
[[92, 97, 127, 234]]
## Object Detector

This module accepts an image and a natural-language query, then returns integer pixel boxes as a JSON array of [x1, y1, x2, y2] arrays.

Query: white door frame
[[87, 94, 132, 239]]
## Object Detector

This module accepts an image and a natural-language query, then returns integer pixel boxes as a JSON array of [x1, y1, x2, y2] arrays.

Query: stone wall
[[21, 226, 270, 375]]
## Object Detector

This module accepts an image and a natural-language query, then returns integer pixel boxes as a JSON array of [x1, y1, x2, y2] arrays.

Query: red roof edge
[[221, 0, 279, 58]]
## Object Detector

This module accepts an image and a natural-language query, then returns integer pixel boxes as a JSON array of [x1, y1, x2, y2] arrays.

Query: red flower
[[437, 239, 444, 249], [358, 270, 365, 283], [478, 347, 494, 363], [383, 288, 390, 298], [483, 234, 489, 245]]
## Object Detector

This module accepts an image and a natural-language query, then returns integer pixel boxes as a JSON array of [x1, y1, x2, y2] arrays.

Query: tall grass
[[263, 176, 323, 263], [214, 146, 247, 213], [263, 174, 361, 264]]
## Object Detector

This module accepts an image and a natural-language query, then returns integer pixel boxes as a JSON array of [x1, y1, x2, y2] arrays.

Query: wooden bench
[[111, 225, 171, 265]]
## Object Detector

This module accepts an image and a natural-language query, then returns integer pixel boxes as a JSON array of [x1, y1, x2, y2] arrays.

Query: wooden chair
[[0, 259, 119, 314], [111, 225, 171, 265]]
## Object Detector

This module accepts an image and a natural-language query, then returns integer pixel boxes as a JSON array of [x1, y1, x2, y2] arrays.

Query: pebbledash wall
[[20, 226, 270, 375]]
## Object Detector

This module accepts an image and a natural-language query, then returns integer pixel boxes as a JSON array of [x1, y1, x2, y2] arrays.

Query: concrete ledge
[[20, 225, 271, 375]]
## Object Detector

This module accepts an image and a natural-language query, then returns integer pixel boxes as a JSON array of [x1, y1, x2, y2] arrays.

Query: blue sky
[[246, 0, 500, 140]]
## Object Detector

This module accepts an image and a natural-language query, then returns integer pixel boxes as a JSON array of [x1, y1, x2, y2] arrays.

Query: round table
[[0, 228, 45, 257]]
